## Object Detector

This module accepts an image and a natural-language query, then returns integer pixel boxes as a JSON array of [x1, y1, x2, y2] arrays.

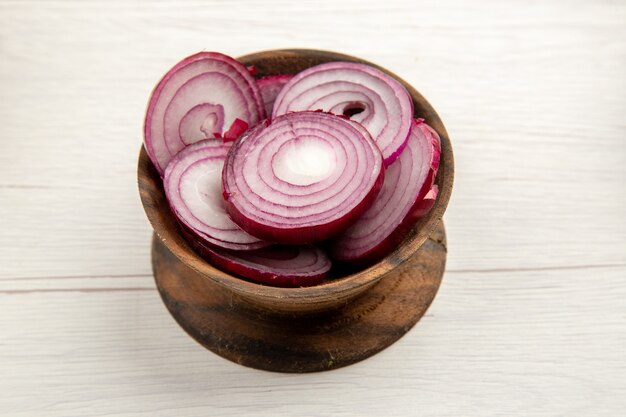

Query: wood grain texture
[[1, 0, 625, 415], [152, 223, 446, 372]]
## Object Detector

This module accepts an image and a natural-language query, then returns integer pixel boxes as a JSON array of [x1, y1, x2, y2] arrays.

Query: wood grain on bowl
[[152, 222, 447, 372]]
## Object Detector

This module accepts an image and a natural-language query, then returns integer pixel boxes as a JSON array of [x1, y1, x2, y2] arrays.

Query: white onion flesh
[[222, 111, 385, 244], [272, 62, 413, 166], [164, 140, 269, 251]]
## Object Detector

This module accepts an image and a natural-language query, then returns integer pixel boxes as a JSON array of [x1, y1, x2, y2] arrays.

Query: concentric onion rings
[[222, 111, 385, 244], [329, 119, 441, 265], [164, 139, 269, 251], [272, 62, 413, 166], [145, 52, 265, 174]]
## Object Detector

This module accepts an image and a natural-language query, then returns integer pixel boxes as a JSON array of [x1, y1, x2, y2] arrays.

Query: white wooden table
[[1, 0, 624, 415]]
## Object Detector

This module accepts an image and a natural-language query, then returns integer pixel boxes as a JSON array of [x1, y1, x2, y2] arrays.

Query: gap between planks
[[1, 263, 624, 295]]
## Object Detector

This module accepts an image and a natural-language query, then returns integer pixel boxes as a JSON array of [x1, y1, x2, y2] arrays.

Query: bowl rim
[[138, 48, 454, 301]]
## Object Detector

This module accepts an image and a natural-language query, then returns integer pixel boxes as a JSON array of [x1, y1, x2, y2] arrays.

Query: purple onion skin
[[414, 120, 441, 201], [329, 119, 441, 268], [182, 229, 329, 287]]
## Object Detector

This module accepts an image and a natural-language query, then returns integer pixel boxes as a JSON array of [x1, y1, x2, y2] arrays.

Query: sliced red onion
[[329, 119, 441, 266], [144, 52, 265, 174], [257, 74, 293, 116], [186, 238, 331, 287], [222, 111, 384, 244], [163, 139, 269, 251], [413, 184, 439, 218], [222, 118, 249, 141], [246, 65, 258, 76], [272, 62, 413, 166]]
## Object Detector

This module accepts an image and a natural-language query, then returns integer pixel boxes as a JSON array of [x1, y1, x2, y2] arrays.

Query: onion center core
[[200, 113, 220, 136], [273, 138, 335, 186], [179, 103, 225, 143]]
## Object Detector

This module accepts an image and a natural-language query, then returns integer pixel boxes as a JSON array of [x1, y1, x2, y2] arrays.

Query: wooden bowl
[[138, 49, 454, 372]]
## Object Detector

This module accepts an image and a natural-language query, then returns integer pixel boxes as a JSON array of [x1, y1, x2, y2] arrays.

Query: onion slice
[[329, 119, 441, 266], [144, 52, 265, 174], [222, 111, 385, 244], [413, 184, 439, 218], [185, 236, 330, 287], [257, 74, 293, 116], [163, 139, 269, 251], [272, 62, 413, 166]]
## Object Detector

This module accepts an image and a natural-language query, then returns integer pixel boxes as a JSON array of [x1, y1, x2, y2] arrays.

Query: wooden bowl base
[[152, 222, 447, 373]]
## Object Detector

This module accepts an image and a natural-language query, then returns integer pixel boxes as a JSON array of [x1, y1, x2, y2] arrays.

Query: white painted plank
[[0, 0, 625, 415], [1, 267, 624, 416]]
